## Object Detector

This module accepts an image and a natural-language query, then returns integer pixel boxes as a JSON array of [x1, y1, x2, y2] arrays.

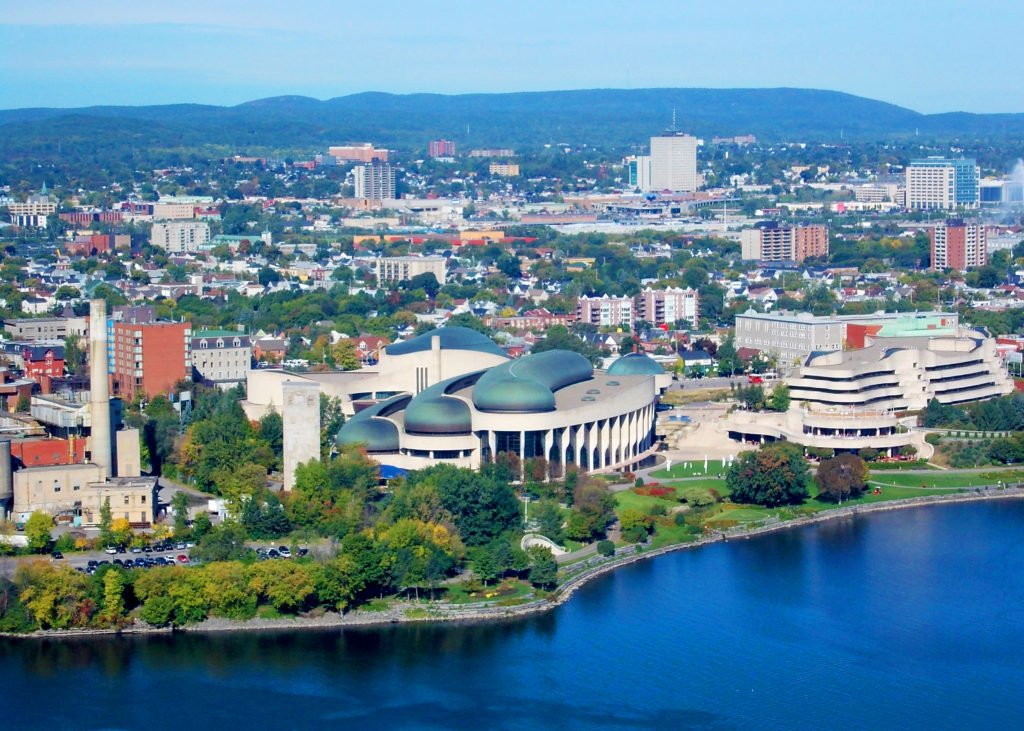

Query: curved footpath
[[8, 487, 1024, 640]]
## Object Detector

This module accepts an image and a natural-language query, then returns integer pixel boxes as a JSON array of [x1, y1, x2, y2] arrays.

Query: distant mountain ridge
[[1, 88, 1022, 157]]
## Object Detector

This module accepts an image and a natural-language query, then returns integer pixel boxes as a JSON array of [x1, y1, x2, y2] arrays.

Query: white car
[[104, 546, 117, 555]]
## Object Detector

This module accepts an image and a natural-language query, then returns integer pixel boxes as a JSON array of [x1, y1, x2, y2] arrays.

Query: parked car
[[51, 551, 64, 560], [176, 555, 189, 564], [104, 546, 117, 555]]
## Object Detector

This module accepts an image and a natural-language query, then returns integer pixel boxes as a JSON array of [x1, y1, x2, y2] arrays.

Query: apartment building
[[429, 140, 456, 158], [635, 287, 699, 327], [111, 321, 192, 399], [930, 219, 987, 270], [191, 330, 253, 388], [576, 295, 635, 327], [354, 162, 396, 200], [489, 163, 520, 177], [375, 256, 447, 285], [740, 222, 829, 262], [151, 220, 211, 253]]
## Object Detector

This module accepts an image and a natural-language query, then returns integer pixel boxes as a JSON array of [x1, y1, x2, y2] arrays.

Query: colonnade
[[477, 401, 657, 476]]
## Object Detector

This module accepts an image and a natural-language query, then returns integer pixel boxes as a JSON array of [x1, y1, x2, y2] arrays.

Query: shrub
[[596, 540, 615, 557], [925, 433, 943, 446], [634, 477, 644, 487], [648, 503, 667, 517], [673, 512, 686, 526], [857, 448, 880, 462], [622, 526, 648, 544]]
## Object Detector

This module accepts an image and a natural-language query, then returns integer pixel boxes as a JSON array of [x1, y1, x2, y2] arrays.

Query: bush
[[634, 477, 644, 487], [596, 540, 615, 557], [857, 448, 880, 463], [648, 503, 667, 517], [622, 526, 648, 544], [925, 433, 943, 446], [673, 512, 686, 526]]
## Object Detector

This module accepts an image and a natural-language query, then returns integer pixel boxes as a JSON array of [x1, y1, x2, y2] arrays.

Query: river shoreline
[[7, 487, 1024, 641]]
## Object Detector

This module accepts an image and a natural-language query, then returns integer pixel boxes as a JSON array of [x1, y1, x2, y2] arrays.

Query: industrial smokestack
[[89, 299, 113, 479], [0, 439, 12, 517]]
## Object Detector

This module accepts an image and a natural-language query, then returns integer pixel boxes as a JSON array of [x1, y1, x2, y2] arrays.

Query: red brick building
[[111, 321, 191, 399]]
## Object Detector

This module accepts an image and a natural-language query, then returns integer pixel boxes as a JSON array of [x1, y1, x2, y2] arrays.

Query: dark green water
[[3, 500, 1024, 730]]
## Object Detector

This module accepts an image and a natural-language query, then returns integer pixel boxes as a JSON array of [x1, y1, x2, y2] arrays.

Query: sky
[[1, 0, 1023, 113]]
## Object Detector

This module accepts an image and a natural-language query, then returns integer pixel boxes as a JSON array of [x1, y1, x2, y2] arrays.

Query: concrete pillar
[[0, 439, 12, 517], [89, 299, 113, 480], [282, 381, 321, 491]]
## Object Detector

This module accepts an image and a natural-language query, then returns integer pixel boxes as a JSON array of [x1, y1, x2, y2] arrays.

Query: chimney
[[89, 299, 113, 479]]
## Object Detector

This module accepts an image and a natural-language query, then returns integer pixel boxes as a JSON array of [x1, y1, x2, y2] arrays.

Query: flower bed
[[632, 484, 676, 498]]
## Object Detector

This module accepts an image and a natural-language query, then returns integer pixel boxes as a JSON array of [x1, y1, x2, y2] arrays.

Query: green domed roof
[[385, 326, 507, 359], [607, 352, 665, 376], [335, 417, 400, 452], [335, 395, 408, 452], [404, 390, 473, 435], [473, 350, 593, 413], [473, 375, 557, 413]]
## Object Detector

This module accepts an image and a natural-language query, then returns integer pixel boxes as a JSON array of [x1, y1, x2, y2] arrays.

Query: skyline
[[1, 0, 1023, 113]]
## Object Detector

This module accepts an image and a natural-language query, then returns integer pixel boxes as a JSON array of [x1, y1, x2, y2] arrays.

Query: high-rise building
[[930, 219, 987, 270], [906, 157, 980, 210], [354, 162, 396, 200], [625, 155, 653, 192], [740, 222, 829, 262], [151, 221, 211, 253], [111, 321, 192, 400], [429, 139, 456, 158], [649, 133, 700, 192]]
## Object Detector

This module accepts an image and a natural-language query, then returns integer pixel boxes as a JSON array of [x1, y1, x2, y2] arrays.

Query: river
[[3, 500, 1023, 730]]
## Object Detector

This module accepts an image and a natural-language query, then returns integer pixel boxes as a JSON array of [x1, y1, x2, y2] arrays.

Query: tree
[[815, 454, 868, 503], [405, 465, 520, 547], [769, 383, 791, 412], [726, 443, 810, 507], [101, 569, 125, 623], [191, 523, 252, 563], [331, 340, 361, 371], [716, 338, 740, 376], [98, 498, 113, 548], [172, 491, 190, 537], [24, 511, 52, 553], [527, 546, 558, 589]]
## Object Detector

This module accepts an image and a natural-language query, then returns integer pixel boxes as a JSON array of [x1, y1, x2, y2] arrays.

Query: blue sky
[[1, 0, 1022, 112]]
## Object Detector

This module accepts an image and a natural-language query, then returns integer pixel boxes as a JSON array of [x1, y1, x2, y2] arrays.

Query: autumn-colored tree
[[815, 454, 869, 503]]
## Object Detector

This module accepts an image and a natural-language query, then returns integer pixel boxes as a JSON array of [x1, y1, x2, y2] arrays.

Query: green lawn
[[663, 477, 729, 493], [868, 469, 1022, 489], [704, 507, 776, 524], [614, 490, 679, 515], [650, 460, 728, 479], [868, 460, 935, 471]]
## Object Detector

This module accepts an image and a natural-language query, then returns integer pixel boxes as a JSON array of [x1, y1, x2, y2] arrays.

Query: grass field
[[651, 461, 728, 479], [663, 477, 730, 493], [614, 490, 679, 515], [868, 469, 1023, 489]]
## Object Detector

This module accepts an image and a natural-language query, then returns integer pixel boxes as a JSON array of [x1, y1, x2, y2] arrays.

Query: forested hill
[[2, 87, 1023, 159]]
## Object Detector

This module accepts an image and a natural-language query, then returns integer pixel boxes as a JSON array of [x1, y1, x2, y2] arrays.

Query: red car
[[176, 554, 189, 564]]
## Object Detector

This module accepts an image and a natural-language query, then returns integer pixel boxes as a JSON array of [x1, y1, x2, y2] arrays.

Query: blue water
[[3, 501, 1024, 730]]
